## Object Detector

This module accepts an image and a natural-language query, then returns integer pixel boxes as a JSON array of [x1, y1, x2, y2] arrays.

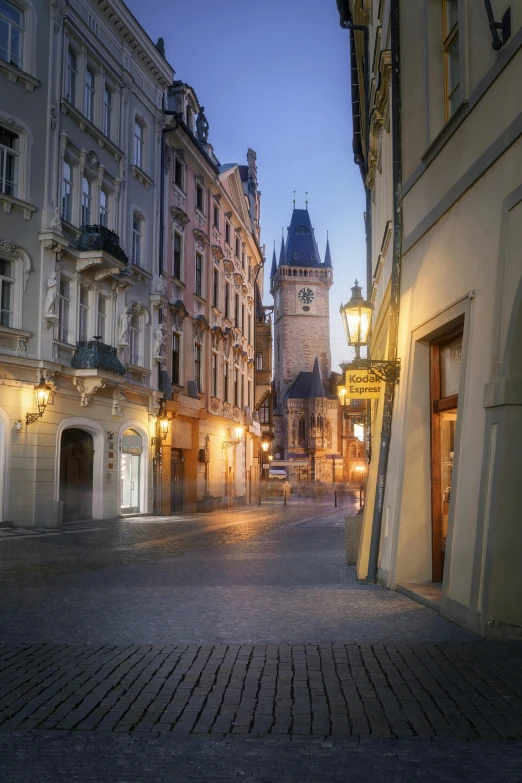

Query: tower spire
[[293, 190, 296, 208], [324, 234, 332, 268], [305, 192, 308, 209], [270, 243, 277, 277], [278, 232, 286, 267]]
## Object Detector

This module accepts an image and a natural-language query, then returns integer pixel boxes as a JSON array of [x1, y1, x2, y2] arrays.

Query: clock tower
[[270, 207, 333, 404]]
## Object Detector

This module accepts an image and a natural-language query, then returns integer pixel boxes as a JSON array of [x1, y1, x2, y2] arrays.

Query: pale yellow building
[[339, 0, 522, 638]]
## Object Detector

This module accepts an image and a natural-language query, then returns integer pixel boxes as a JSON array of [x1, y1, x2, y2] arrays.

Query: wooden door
[[430, 330, 463, 582], [171, 449, 184, 512], [60, 429, 94, 522]]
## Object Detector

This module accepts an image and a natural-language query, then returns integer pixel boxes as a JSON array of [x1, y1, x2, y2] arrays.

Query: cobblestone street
[[1, 499, 521, 780]]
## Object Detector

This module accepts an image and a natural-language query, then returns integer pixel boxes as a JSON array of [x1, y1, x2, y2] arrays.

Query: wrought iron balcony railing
[[75, 225, 128, 264], [71, 339, 126, 375]]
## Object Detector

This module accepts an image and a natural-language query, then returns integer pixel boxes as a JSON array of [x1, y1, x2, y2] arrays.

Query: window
[[96, 295, 107, 341], [235, 234, 240, 257], [234, 293, 239, 326], [0, 126, 18, 197], [81, 177, 91, 225], [173, 232, 182, 279], [174, 155, 183, 189], [256, 352, 263, 371], [99, 187, 109, 226], [224, 361, 229, 402], [56, 277, 70, 343], [196, 181, 204, 212], [0, 0, 23, 69], [195, 252, 203, 297], [443, 0, 460, 120], [66, 49, 77, 104], [240, 373, 244, 409], [103, 86, 112, 138], [247, 380, 251, 409], [298, 419, 305, 442], [225, 219, 230, 245], [195, 343, 202, 392], [213, 203, 219, 230], [79, 286, 89, 341], [61, 160, 73, 223], [84, 65, 95, 122], [212, 352, 218, 397], [248, 313, 251, 344], [259, 397, 270, 424], [241, 246, 245, 270], [172, 332, 180, 385], [0, 259, 13, 326], [224, 282, 230, 319], [247, 259, 251, 283], [241, 303, 245, 333], [129, 313, 140, 365], [132, 214, 142, 266], [296, 225, 310, 235], [212, 267, 219, 308], [134, 120, 144, 168], [234, 367, 239, 407]]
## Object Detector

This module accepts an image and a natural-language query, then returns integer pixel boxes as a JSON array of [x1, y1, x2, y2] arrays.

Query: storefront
[[120, 429, 143, 515]]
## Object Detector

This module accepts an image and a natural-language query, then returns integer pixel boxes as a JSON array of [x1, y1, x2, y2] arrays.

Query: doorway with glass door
[[121, 429, 142, 514], [430, 330, 463, 582]]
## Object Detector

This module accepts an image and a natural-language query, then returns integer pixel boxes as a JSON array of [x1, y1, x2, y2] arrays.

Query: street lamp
[[26, 375, 52, 425], [151, 402, 170, 447], [340, 279, 401, 384], [340, 280, 373, 360], [223, 426, 244, 450]]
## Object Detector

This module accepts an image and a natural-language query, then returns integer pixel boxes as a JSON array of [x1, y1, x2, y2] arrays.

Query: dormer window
[[296, 225, 309, 235], [311, 254, 316, 261], [293, 253, 298, 260]]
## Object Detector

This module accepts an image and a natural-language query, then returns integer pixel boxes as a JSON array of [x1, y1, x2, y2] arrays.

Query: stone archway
[[59, 429, 94, 522], [54, 418, 105, 520]]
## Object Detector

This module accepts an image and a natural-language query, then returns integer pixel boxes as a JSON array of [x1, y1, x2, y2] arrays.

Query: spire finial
[[293, 190, 296, 207], [305, 191, 308, 208]]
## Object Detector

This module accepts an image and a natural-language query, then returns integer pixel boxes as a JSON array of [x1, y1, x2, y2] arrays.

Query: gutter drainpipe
[[366, 0, 402, 582]]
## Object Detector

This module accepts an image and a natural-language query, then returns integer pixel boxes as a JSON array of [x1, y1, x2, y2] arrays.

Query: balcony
[[75, 225, 128, 265], [71, 339, 126, 376]]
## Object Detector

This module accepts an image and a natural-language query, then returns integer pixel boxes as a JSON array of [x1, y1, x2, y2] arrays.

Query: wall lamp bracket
[[483, 1, 511, 50], [26, 412, 43, 425]]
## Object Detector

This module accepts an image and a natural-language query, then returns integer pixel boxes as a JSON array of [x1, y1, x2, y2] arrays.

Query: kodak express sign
[[345, 369, 383, 399]]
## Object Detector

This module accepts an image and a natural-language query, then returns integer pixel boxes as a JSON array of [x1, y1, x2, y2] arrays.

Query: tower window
[[296, 225, 309, 235], [293, 253, 298, 260]]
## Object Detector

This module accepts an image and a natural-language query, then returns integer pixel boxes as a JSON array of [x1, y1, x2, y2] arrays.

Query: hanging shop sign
[[345, 369, 383, 399]]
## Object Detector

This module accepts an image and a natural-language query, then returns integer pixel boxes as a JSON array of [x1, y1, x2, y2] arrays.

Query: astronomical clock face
[[298, 287, 314, 305]]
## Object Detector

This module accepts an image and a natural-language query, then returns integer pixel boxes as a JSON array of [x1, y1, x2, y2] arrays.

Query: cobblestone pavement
[[1, 733, 522, 782], [1, 499, 522, 780]]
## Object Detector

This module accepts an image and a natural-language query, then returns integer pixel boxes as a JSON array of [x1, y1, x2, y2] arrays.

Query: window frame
[[0, 124, 19, 198], [225, 219, 231, 246], [129, 311, 140, 366], [213, 203, 220, 231], [195, 251, 203, 297], [224, 281, 230, 319], [131, 212, 143, 267], [81, 175, 92, 226], [66, 47, 77, 105], [172, 331, 181, 385], [84, 63, 96, 123], [103, 84, 112, 139], [255, 352, 263, 371], [212, 266, 219, 308], [442, 0, 460, 121], [96, 293, 108, 342], [194, 342, 202, 392], [55, 275, 71, 344], [133, 119, 145, 170], [195, 180, 205, 214], [0, 257, 14, 327], [0, 0, 24, 70], [78, 285, 90, 342], [99, 186, 109, 227], [174, 154, 184, 190], [211, 351, 218, 397], [173, 230, 183, 280]]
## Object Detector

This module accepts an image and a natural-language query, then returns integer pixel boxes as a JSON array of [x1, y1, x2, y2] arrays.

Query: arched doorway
[[60, 429, 94, 522], [121, 429, 142, 514]]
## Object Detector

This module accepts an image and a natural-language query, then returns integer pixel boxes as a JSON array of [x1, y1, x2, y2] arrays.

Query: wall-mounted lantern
[[151, 402, 170, 448], [26, 375, 52, 425], [222, 426, 244, 450]]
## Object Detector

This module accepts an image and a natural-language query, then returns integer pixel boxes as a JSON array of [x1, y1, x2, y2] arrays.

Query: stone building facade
[[156, 82, 264, 512], [270, 208, 341, 485], [339, 0, 522, 638], [0, 0, 266, 525]]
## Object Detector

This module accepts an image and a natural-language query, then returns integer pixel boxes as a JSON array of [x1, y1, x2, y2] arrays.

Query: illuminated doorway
[[121, 429, 142, 514]]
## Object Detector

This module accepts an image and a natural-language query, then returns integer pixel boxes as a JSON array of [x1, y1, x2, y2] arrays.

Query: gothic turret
[[270, 247, 277, 278], [324, 236, 333, 269]]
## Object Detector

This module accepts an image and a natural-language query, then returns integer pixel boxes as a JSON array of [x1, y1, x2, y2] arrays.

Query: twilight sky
[[127, 0, 366, 372]]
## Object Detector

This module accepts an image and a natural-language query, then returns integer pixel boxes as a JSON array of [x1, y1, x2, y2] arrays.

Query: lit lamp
[[26, 375, 52, 425], [262, 441, 269, 452], [151, 402, 170, 447], [340, 280, 373, 360], [340, 279, 400, 383], [223, 426, 244, 450]]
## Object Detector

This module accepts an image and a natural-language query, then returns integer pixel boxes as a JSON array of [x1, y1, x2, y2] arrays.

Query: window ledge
[[130, 164, 154, 190], [60, 99, 124, 162], [171, 276, 186, 288], [0, 325, 31, 356], [1, 194, 36, 220], [421, 102, 469, 166], [0, 60, 39, 91], [128, 263, 152, 282], [194, 294, 206, 305], [126, 364, 151, 387], [195, 207, 206, 222], [172, 183, 186, 198]]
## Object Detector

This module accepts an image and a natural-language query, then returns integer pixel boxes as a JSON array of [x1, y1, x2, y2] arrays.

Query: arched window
[[310, 414, 316, 430], [296, 225, 309, 235], [298, 419, 305, 442], [317, 414, 323, 430], [358, 443, 365, 458], [350, 443, 357, 458]]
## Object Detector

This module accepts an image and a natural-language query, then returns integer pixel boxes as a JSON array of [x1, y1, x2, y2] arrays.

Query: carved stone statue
[[153, 324, 165, 358], [196, 107, 209, 144], [153, 274, 166, 296], [45, 272, 58, 316], [118, 310, 130, 345]]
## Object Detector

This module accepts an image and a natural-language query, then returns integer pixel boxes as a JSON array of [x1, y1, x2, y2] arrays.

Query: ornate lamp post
[[26, 375, 52, 425]]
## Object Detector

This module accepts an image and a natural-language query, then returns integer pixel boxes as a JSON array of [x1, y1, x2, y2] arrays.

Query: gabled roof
[[283, 208, 322, 268]]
